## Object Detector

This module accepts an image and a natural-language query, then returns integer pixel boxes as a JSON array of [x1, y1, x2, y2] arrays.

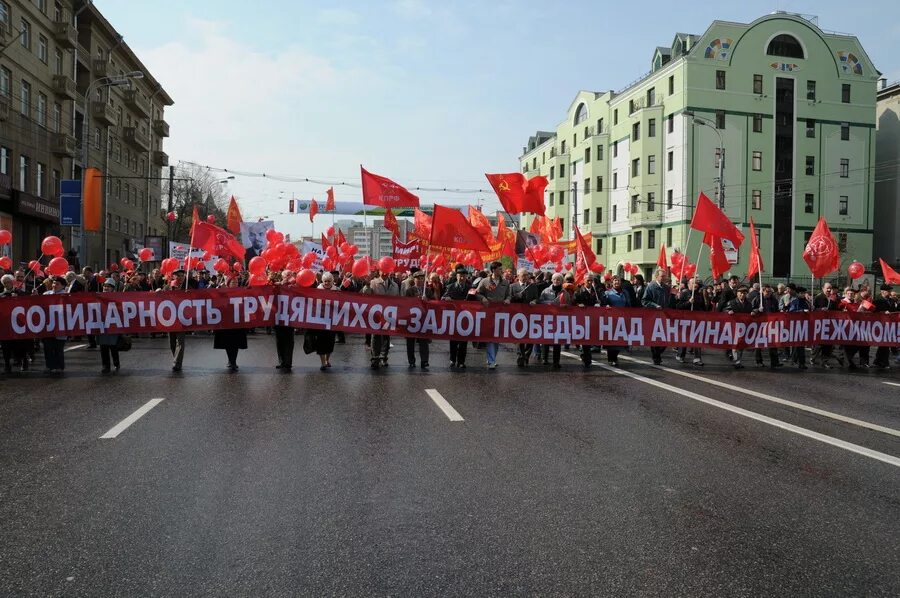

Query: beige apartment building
[[0, 0, 172, 270], [875, 79, 900, 269]]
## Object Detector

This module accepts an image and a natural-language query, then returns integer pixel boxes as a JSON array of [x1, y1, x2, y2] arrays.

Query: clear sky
[[96, 0, 900, 239]]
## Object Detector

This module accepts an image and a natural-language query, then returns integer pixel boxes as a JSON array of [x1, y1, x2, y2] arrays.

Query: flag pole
[[680, 228, 694, 285]]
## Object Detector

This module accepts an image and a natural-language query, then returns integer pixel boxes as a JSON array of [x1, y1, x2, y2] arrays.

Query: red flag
[[803, 217, 840, 278], [551, 217, 563, 242], [707, 235, 731, 279], [325, 187, 335, 211], [430, 204, 491, 252], [226, 196, 243, 235], [690, 192, 744, 247], [412, 208, 432, 241], [337, 229, 347, 248], [573, 224, 598, 285], [309, 198, 318, 223], [497, 212, 517, 261], [191, 204, 200, 234], [656, 243, 668, 271], [321, 233, 331, 250], [485, 173, 547, 215], [383, 208, 399, 237], [880, 258, 900, 284], [747, 218, 764, 280], [467, 206, 494, 244], [190, 221, 246, 261], [360, 166, 420, 208]]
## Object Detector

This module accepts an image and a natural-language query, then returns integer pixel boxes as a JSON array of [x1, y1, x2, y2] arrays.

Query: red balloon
[[248, 256, 267, 275], [848, 261, 865, 280], [232, 262, 244, 273], [41, 236, 63, 257], [0, 256, 11, 270], [122, 259, 136, 272], [351, 258, 370, 278], [548, 245, 564, 263], [159, 258, 175, 275], [166, 211, 177, 222], [46, 257, 69, 276], [603, 271, 612, 281], [623, 262, 633, 275], [684, 263, 697, 278], [347, 244, 359, 256], [326, 226, 335, 238], [214, 258, 229, 273], [249, 273, 268, 287], [339, 242, 351, 254], [0, 229, 11, 245], [286, 258, 304, 272], [297, 269, 317, 287], [564, 262, 573, 271], [284, 244, 300, 259], [301, 253, 317, 269], [206, 215, 216, 224], [28, 260, 42, 272], [325, 246, 338, 258], [378, 256, 396, 274], [201, 251, 212, 261], [322, 257, 335, 271], [590, 263, 603, 273], [265, 229, 284, 244], [138, 248, 153, 262]]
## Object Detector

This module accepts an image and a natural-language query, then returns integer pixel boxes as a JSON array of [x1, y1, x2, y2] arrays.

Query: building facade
[[519, 13, 879, 281], [0, 0, 171, 270], [875, 80, 900, 268]]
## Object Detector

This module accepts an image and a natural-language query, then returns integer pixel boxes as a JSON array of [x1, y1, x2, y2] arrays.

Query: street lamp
[[80, 70, 143, 267], [684, 110, 725, 209], [205, 177, 234, 216]]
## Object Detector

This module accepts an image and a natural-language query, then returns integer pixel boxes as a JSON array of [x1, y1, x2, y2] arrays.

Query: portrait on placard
[[240, 221, 274, 260]]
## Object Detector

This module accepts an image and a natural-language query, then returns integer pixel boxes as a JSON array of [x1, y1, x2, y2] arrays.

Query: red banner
[[392, 238, 421, 270], [2, 289, 898, 348]]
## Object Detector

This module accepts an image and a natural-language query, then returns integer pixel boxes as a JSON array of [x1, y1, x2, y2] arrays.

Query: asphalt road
[[1, 333, 899, 597]]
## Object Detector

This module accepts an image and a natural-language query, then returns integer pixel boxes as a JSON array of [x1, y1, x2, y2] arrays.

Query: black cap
[[490, 261, 503, 270], [796, 286, 807, 293], [881, 284, 894, 291], [172, 269, 186, 276], [454, 264, 467, 274]]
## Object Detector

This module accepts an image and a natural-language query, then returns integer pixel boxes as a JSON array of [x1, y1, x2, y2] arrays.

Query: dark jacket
[[716, 285, 737, 312], [641, 281, 671, 309], [752, 293, 780, 314], [442, 280, 471, 301], [726, 297, 753, 314], [511, 281, 542, 304], [676, 288, 707, 311]]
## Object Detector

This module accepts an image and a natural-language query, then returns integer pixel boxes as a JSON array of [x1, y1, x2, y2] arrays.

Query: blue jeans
[[485, 343, 499, 365]]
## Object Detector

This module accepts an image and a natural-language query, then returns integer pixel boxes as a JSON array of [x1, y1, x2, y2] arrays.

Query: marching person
[[539, 273, 573, 369], [812, 282, 842, 368], [314, 272, 339, 371], [724, 285, 753, 369], [603, 276, 630, 366], [442, 265, 471, 369], [98, 279, 124, 373], [1, 274, 30, 373], [163, 269, 196, 372], [363, 269, 400, 369], [41, 276, 68, 375], [872, 284, 895, 369], [475, 261, 511, 369], [404, 271, 429, 370], [788, 286, 812, 370], [675, 276, 706, 366], [511, 268, 541, 367], [274, 274, 296, 372], [641, 269, 672, 365], [751, 284, 782, 368], [573, 273, 604, 367], [213, 276, 248, 371]]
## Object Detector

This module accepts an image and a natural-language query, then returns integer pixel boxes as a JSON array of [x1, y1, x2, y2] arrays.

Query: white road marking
[[64, 344, 88, 352], [99, 399, 165, 439], [884, 382, 900, 388], [560, 352, 900, 468], [425, 389, 464, 422], [612, 354, 900, 439]]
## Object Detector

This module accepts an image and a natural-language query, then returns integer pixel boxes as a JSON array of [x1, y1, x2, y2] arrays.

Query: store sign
[[15, 192, 60, 222]]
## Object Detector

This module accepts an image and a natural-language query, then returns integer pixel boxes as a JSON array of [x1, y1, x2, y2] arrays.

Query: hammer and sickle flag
[[485, 173, 548, 215]]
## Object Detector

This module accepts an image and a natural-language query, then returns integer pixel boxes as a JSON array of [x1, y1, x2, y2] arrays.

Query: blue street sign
[[60, 179, 81, 226]]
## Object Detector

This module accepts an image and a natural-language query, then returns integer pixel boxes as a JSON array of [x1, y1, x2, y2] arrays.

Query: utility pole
[[167, 165, 174, 257]]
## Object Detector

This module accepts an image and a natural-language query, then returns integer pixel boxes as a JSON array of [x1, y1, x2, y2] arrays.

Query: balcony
[[123, 126, 150, 151], [153, 150, 169, 167], [152, 119, 170, 137], [91, 101, 116, 126], [124, 89, 150, 118], [51, 133, 77, 157], [0, 94, 10, 122], [628, 209, 662, 227], [52, 75, 77, 100], [93, 59, 109, 78], [53, 21, 77, 49]]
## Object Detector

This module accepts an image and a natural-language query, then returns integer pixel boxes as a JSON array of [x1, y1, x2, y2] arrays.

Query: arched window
[[574, 103, 588, 126], [767, 34, 804, 59]]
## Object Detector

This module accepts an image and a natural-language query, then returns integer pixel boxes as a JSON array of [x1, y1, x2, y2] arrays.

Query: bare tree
[[159, 164, 232, 245]]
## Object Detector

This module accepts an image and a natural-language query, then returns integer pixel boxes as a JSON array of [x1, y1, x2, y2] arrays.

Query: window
[[612, 205, 617, 222], [632, 122, 640, 141], [36, 162, 45, 197], [36, 93, 46, 126], [767, 34, 804, 59], [612, 141, 618, 157], [0, 1, 9, 28], [584, 177, 590, 194], [634, 231, 642, 250], [574, 103, 587, 125], [52, 102, 61, 132], [597, 144, 603, 161], [841, 123, 850, 141], [20, 19, 30, 50], [549, 166, 554, 180], [18, 155, 29, 191], [804, 231, 812, 244], [583, 209, 589, 225], [667, 114, 674, 134], [648, 118, 656, 137], [94, 127, 100, 150], [668, 75, 674, 95], [666, 228, 672, 247], [753, 74, 763, 94], [839, 196, 848, 215], [806, 80, 816, 101], [752, 190, 761, 210], [115, 180, 121, 199], [596, 239, 602, 254], [54, 48, 63, 75], [559, 217, 565, 232], [54, 1, 63, 22], [584, 147, 591, 163], [115, 216, 120, 232], [667, 189, 673, 209], [558, 191, 565, 205], [573, 133, 577, 147], [753, 113, 763, 133], [559, 163, 565, 178], [36, 34, 49, 64], [631, 195, 639, 213], [51, 169, 59, 197], [842, 84, 851, 104], [716, 70, 726, 90], [613, 109, 618, 125], [597, 118, 604, 133], [38, 0, 46, 12], [647, 192, 655, 211], [627, 235, 632, 252], [596, 176, 603, 192], [631, 158, 640, 177], [560, 140, 566, 154], [0, 66, 10, 97], [804, 193, 814, 213], [714, 148, 722, 168], [838, 233, 848, 253], [123, 218, 129, 236], [715, 110, 725, 129], [805, 155, 815, 176], [752, 151, 762, 171], [840, 158, 849, 178], [629, 99, 635, 114], [20, 80, 30, 116], [647, 88, 655, 106], [648, 229, 656, 249], [648, 155, 656, 174], [595, 207, 602, 224], [612, 237, 617, 253], [612, 172, 617, 189]]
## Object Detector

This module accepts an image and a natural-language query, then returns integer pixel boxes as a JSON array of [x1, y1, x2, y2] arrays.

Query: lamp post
[[81, 70, 143, 268], [201, 177, 234, 219], [684, 111, 725, 209]]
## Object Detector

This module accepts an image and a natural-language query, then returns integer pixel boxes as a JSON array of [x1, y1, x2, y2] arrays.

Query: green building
[[519, 12, 879, 281]]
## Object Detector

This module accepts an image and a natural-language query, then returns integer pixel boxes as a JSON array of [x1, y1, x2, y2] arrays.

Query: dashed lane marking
[[884, 382, 900, 388], [99, 399, 165, 439], [560, 352, 900, 468], [64, 344, 88, 352], [425, 389, 464, 422]]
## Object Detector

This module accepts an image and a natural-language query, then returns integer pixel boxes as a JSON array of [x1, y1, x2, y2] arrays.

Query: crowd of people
[[1, 261, 898, 376]]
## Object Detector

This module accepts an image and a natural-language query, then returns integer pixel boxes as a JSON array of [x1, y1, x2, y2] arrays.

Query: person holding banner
[[751, 285, 783, 369], [165, 270, 196, 372], [213, 277, 249, 371], [314, 273, 339, 371], [641, 269, 673, 365], [364, 271, 400, 369], [788, 287, 812, 370], [442, 265, 472, 369], [675, 277, 707, 366], [538, 273, 573, 370], [475, 261, 511, 369], [41, 277, 68, 374], [98, 279, 124, 373], [404, 271, 430, 370], [1, 274, 30, 372], [512, 269, 541, 367]]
